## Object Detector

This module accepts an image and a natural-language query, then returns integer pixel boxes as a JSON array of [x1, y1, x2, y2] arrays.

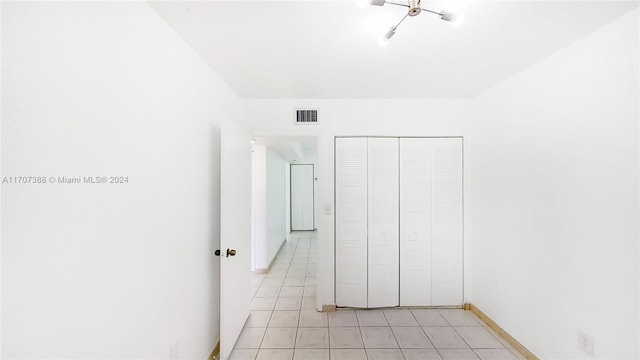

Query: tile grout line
[[382, 311, 407, 360], [409, 310, 438, 351], [290, 236, 301, 354], [261, 235, 300, 357]]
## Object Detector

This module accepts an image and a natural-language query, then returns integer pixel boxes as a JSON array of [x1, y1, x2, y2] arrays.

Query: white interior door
[[367, 138, 399, 308], [290, 164, 314, 231], [220, 124, 252, 360], [335, 137, 368, 308]]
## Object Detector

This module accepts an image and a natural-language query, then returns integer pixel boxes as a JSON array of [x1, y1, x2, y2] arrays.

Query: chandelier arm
[[421, 7, 444, 16], [394, 12, 410, 29]]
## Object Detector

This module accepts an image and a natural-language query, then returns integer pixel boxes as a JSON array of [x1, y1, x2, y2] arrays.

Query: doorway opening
[[250, 136, 318, 273]]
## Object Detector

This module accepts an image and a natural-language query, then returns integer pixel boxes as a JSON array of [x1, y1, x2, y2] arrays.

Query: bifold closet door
[[337, 136, 462, 308], [399, 138, 433, 306], [367, 138, 399, 308], [399, 137, 463, 306], [335, 137, 368, 308]]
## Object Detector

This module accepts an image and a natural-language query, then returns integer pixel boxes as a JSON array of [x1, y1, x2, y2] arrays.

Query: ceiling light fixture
[[367, 0, 464, 46]]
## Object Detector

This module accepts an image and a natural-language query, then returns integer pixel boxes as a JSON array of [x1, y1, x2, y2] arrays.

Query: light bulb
[[441, 11, 464, 28], [378, 25, 396, 47]]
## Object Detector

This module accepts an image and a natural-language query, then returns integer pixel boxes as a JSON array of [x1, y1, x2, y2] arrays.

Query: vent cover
[[296, 110, 318, 124]]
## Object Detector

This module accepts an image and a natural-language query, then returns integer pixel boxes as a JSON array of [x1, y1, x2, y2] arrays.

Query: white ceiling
[[254, 136, 318, 163], [150, 1, 638, 99]]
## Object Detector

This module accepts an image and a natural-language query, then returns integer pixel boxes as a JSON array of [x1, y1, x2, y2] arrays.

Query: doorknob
[[214, 249, 221, 256], [226, 248, 237, 257]]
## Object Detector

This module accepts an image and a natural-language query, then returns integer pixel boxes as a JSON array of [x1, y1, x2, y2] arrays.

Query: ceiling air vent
[[295, 109, 318, 124]]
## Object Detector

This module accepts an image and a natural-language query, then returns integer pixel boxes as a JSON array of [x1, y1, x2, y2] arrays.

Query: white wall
[[266, 147, 287, 264], [471, 9, 639, 359], [2, 2, 247, 359], [307, 149, 319, 231], [245, 99, 476, 310], [251, 145, 287, 270]]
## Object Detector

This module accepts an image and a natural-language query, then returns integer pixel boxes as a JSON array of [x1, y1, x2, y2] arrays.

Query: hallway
[[229, 232, 525, 360]]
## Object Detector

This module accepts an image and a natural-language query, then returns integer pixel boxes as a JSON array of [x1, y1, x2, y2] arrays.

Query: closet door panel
[[430, 138, 463, 306], [335, 137, 368, 308], [367, 137, 399, 308], [399, 138, 432, 306]]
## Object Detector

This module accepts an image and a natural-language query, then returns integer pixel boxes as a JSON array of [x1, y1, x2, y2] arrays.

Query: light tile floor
[[231, 232, 526, 360]]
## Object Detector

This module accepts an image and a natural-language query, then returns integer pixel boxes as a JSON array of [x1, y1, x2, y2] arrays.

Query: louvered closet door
[[399, 138, 433, 306], [430, 138, 463, 305], [399, 137, 463, 306], [335, 137, 368, 308], [367, 138, 399, 308]]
